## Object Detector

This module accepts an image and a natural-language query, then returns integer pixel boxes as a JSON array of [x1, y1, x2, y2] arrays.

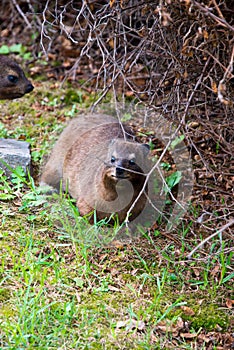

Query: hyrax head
[[105, 139, 150, 181], [0, 56, 34, 99]]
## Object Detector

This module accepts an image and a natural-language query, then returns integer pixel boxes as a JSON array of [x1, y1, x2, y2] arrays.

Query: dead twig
[[186, 219, 234, 260]]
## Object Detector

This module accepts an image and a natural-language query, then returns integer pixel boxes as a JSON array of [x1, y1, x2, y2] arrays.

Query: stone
[[0, 138, 31, 177]]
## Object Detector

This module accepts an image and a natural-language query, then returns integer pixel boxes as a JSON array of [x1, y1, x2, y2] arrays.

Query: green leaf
[[221, 272, 234, 284], [160, 162, 171, 171], [9, 43, 23, 53], [0, 193, 15, 200], [165, 171, 182, 193], [0, 123, 9, 138], [22, 52, 32, 60], [0, 45, 10, 54], [169, 135, 185, 150]]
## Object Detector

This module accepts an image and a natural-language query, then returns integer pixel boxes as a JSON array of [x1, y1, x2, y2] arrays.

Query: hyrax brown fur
[[0, 56, 34, 99], [40, 114, 149, 224]]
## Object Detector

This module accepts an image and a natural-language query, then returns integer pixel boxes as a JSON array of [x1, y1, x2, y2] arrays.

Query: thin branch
[[192, 1, 234, 33], [12, 0, 32, 28], [186, 219, 234, 260]]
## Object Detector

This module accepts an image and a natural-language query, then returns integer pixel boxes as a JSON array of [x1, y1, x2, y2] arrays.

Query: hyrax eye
[[111, 156, 116, 163], [8, 75, 19, 84], [129, 159, 136, 165]]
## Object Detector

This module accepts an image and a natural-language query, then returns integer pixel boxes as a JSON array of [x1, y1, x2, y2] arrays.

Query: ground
[[0, 1, 234, 346], [0, 78, 233, 349]]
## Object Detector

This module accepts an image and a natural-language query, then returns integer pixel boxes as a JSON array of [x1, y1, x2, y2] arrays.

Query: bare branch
[[187, 219, 234, 259]]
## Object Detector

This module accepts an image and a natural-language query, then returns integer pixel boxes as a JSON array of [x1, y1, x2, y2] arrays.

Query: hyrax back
[[40, 114, 120, 190], [40, 114, 149, 224], [0, 56, 34, 99]]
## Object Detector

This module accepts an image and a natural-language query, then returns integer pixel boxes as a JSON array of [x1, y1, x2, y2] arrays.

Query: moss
[[0, 304, 16, 318], [160, 291, 231, 332], [64, 89, 84, 103], [0, 288, 11, 302], [189, 304, 229, 331]]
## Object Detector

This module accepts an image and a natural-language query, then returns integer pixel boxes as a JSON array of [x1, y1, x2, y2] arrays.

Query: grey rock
[[0, 138, 31, 177]]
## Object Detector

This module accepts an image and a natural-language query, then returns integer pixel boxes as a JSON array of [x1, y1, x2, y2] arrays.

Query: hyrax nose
[[116, 166, 124, 176], [25, 83, 34, 93]]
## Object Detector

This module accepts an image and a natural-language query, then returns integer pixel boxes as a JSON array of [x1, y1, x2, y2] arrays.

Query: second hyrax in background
[[0, 56, 34, 100], [40, 114, 150, 224]]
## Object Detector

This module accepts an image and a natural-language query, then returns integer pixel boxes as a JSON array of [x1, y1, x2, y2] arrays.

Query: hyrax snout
[[0, 56, 34, 99], [40, 114, 150, 224]]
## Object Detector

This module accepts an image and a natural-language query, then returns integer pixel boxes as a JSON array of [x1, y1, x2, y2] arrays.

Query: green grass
[[0, 83, 233, 349]]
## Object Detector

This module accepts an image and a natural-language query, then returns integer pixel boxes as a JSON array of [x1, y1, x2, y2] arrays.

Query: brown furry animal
[[40, 114, 149, 224], [0, 56, 34, 99]]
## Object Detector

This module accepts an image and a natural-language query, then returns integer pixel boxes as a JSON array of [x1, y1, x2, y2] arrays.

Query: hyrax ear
[[141, 143, 150, 155]]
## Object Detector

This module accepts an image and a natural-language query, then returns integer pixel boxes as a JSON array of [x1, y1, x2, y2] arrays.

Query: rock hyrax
[[0, 56, 34, 99], [40, 114, 150, 224]]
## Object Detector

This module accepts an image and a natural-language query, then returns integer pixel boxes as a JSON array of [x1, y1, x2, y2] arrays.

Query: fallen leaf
[[181, 305, 195, 316], [225, 298, 234, 309], [180, 332, 197, 339], [116, 319, 145, 331], [210, 264, 220, 277], [156, 317, 184, 336], [108, 285, 120, 292], [197, 334, 211, 343]]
